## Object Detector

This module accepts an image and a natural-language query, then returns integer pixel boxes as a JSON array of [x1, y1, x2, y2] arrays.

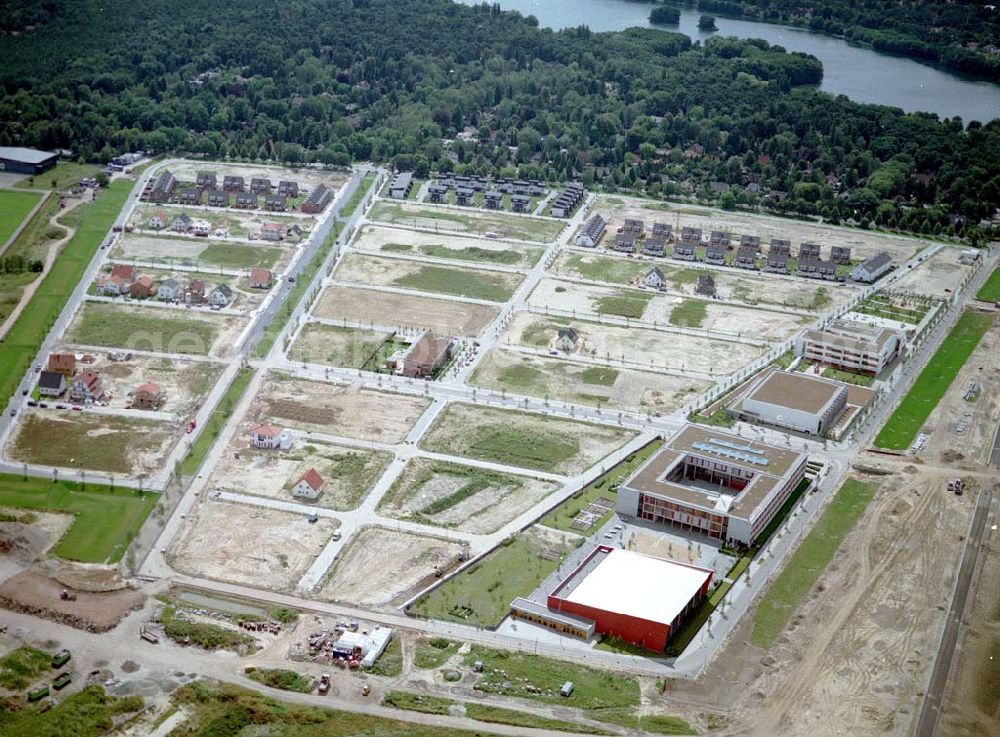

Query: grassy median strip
[[0, 179, 131, 405], [874, 310, 994, 450], [0, 189, 44, 246], [178, 367, 254, 476], [976, 266, 1000, 303], [751, 479, 878, 649], [339, 172, 374, 220], [0, 473, 155, 563]]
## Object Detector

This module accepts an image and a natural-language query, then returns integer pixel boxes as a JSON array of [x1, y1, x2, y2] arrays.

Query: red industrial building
[[546, 546, 713, 651]]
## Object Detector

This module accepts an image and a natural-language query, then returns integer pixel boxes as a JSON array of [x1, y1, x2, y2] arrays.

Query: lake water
[[457, 0, 1000, 123]]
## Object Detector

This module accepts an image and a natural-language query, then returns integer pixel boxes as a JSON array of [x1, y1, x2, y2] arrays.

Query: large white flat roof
[[562, 548, 711, 626]]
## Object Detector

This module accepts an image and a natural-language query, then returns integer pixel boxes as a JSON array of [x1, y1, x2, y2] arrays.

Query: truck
[[27, 686, 50, 702], [317, 673, 331, 695], [51, 649, 71, 668], [140, 629, 160, 644], [52, 673, 72, 690]]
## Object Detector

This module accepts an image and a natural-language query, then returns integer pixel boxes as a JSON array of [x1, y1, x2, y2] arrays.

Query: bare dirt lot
[[170, 499, 339, 591], [0, 510, 72, 584], [351, 223, 543, 268], [314, 285, 499, 336], [318, 526, 466, 609], [288, 323, 393, 369], [254, 376, 429, 443], [377, 457, 561, 534], [0, 570, 144, 632], [52, 350, 222, 417], [420, 402, 636, 475], [502, 309, 765, 376], [890, 248, 976, 298], [675, 464, 977, 737], [595, 193, 934, 263], [369, 201, 564, 243], [8, 410, 178, 475], [209, 436, 392, 511], [470, 348, 710, 415]]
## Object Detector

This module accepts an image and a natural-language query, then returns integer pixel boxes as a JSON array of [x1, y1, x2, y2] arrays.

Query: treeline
[[694, 0, 1000, 79], [0, 0, 997, 240]]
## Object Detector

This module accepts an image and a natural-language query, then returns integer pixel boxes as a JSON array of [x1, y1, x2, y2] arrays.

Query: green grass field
[[668, 299, 708, 328], [245, 668, 313, 693], [0, 179, 131, 406], [410, 532, 570, 626], [596, 290, 652, 319], [751, 479, 878, 648], [393, 264, 519, 302], [0, 271, 40, 324], [199, 242, 283, 269], [178, 367, 254, 476], [67, 302, 221, 354], [977, 266, 1000, 303], [874, 310, 994, 449], [0, 189, 43, 246], [0, 646, 51, 690], [0, 685, 144, 737], [0, 474, 156, 563], [413, 638, 460, 669], [15, 162, 103, 192], [339, 173, 375, 219], [561, 253, 646, 283]]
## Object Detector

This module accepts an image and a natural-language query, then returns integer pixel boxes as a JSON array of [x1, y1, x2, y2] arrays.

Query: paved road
[[913, 487, 995, 737]]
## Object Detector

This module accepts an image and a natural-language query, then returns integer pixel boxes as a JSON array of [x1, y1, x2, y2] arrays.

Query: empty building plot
[[351, 224, 543, 267], [469, 348, 711, 414], [9, 410, 178, 476], [110, 234, 287, 271], [368, 201, 564, 243], [255, 376, 430, 443], [289, 323, 395, 369], [890, 248, 975, 298], [501, 311, 766, 376], [319, 527, 467, 608], [376, 458, 561, 534], [616, 424, 809, 546], [169, 499, 339, 591], [210, 437, 392, 511], [420, 403, 636, 475], [314, 285, 499, 337], [333, 253, 522, 302], [66, 302, 247, 358]]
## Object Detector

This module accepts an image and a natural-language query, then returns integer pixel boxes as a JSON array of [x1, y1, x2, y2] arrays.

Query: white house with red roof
[[291, 468, 325, 500], [250, 423, 293, 450]]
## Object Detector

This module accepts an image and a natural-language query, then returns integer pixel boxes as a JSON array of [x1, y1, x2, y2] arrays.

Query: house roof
[[860, 251, 891, 271], [250, 268, 272, 283], [646, 267, 665, 280], [76, 370, 101, 389], [294, 468, 325, 492], [261, 222, 284, 232], [38, 371, 64, 390], [251, 423, 282, 437], [110, 264, 135, 280], [211, 284, 233, 298], [47, 353, 75, 371], [558, 327, 579, 341], [744, 370, 845, 414], [136, 382, 161, 396]]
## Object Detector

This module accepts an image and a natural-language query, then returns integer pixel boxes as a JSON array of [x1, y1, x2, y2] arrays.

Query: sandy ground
[[938, 487, 1000, 737], [377, 457, 561, 534], [595, 194, 935, 263], [170, 499, 339, 591], [552, 251, 859, 312], [8, 409, 179, 475], [0, 571, 144, 631], [470, 348, 711, 415], [254, 376, 429, 443], [908, 320, 1000, 471], [51, 350, 222, 417], [656, 464, 978, 737], [503, 309, 765, 376], [168, 161, 349, 193], [314, 285, 499, 336], [319, 527, 467, 609], [420, 402, 636, 476], [890, 249, 975, 298], [333, 253, 523, 298], [351, 223, 543, 267], [110, 234, 294, 272], [209, 435, 392, 511], [0, 510, 73, 584]]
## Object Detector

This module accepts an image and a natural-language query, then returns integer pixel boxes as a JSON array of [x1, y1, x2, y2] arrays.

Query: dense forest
[[694, 0, 1000, 79], [0, 0, 998, 240]]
